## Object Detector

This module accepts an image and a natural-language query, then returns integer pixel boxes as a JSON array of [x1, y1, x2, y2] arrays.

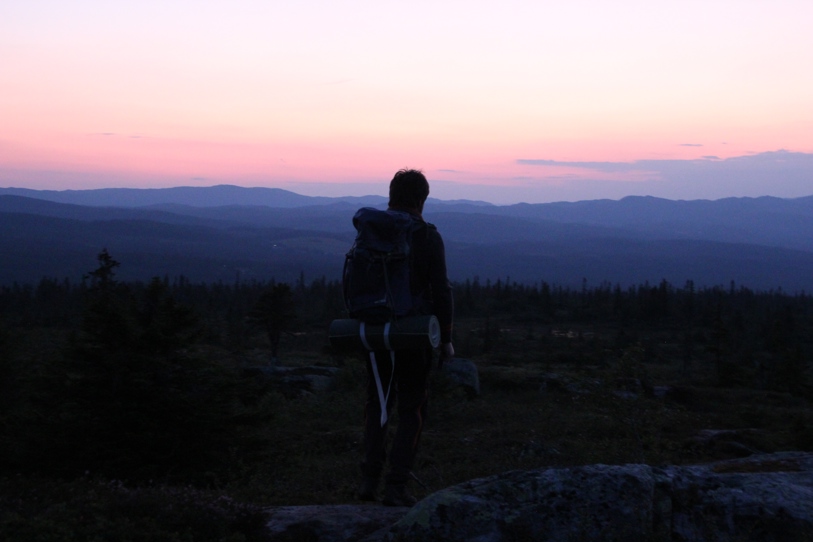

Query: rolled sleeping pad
[[329, 315, 440, 351]]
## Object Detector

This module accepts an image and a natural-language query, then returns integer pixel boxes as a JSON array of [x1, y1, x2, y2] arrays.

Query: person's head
[[388, 168, 429, 214]]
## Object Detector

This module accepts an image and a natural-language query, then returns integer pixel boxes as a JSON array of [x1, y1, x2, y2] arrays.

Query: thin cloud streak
[[517, 150, 813, 174], [515, 150, 813, 202]]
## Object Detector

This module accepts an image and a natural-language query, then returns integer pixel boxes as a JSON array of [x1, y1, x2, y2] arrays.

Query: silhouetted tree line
[[454, 276, 811, 396], [1, 252, 811, 481], [0, 267, 343, 350], [2, 266, 811, 370]]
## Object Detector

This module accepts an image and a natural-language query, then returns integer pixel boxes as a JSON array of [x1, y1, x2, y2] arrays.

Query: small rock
[[244, 365, 340, 397], [440, 358, 480, 397]]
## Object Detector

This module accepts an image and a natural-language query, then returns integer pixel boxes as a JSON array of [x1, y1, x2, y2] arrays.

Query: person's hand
[[438, 342, 454, 368]]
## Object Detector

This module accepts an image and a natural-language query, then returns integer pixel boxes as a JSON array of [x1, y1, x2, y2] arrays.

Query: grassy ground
[[225, 317, 813, 506], [2, 316, 811, 539]]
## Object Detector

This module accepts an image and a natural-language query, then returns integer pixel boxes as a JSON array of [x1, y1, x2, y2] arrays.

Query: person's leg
[[359, 351, 396, 499], [383, 348, 431, 505]]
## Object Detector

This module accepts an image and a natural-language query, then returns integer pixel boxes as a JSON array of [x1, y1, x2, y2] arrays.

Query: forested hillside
[[4, 190, 813, 290]]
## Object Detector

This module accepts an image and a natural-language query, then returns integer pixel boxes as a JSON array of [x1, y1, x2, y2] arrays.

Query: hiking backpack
[[341, 207, 433, 427], [342, 207, 420, 323]]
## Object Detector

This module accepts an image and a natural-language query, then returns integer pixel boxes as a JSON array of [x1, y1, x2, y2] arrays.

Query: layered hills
[[2, 185, 813, 291]]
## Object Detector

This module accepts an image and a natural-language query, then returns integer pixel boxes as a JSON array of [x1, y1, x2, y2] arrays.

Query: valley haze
[[2, 185, 813, 293]]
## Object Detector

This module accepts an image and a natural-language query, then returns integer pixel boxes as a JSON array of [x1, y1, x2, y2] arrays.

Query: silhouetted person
[[358, 168, 454, 506]]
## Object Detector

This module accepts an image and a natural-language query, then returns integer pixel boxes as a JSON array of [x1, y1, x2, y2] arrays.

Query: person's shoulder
[[421, 221, 441, 238], [406, 214, 436, 231], [423, 222, 445, 246]]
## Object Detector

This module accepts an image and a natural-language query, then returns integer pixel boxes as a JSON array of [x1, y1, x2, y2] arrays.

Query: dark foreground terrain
[[1, 257, 811, 540]]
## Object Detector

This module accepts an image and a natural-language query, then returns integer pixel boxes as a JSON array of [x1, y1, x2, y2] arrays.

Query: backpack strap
[[368, 351, 396, 427], [360, 321, 396, 427]]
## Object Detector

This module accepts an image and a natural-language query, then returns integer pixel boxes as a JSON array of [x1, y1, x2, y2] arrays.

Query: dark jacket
[[406, 213, 454, 344]]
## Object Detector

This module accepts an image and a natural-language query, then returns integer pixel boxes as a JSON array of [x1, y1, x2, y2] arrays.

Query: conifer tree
[[247, 283, 297, 362]]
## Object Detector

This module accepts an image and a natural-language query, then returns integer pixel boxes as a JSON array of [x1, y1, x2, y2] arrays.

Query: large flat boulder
[[387, 464, 655, 541], [386, 452, 813, 542], [261, 452, 813, 541]]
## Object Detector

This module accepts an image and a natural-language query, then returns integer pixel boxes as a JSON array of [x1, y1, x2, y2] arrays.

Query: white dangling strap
[[369, 351, 396, 427], [361, 320, 396, 427]]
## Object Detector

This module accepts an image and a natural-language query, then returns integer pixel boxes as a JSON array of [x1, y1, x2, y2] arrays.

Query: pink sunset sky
[[2, 0, 812, 204]]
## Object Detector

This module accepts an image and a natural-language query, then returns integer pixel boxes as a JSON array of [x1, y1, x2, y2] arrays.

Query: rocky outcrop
[[387, 464, 656, 541], [263, 452, 813, 541], [387, 452, 813, 542]]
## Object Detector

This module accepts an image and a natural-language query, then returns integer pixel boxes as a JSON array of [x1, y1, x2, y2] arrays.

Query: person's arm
[[427, 228, 454, 353]]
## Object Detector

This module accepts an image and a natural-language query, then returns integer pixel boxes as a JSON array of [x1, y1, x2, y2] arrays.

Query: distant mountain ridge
[[2, 187, 813, 291], [0, 185, 373, 208], [0, 185, 493, 208], [6, 185, 811, 250]]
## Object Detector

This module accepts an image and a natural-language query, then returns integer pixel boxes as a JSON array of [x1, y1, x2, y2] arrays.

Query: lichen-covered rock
[[384, 452, 813, 542], [261, 453, 813, 541], [665, 453, 813, 542], [386, 465, 655, 542]]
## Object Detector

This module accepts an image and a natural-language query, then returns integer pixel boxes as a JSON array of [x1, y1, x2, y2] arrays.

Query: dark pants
[[360, 347, 432, 486]]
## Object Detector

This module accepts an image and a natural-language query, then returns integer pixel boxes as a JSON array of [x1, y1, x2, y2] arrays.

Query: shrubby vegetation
[[1, 252, 812, 538]]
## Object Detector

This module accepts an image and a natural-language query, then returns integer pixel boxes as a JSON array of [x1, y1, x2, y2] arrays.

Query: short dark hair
[[388, 168, 429, 210]]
